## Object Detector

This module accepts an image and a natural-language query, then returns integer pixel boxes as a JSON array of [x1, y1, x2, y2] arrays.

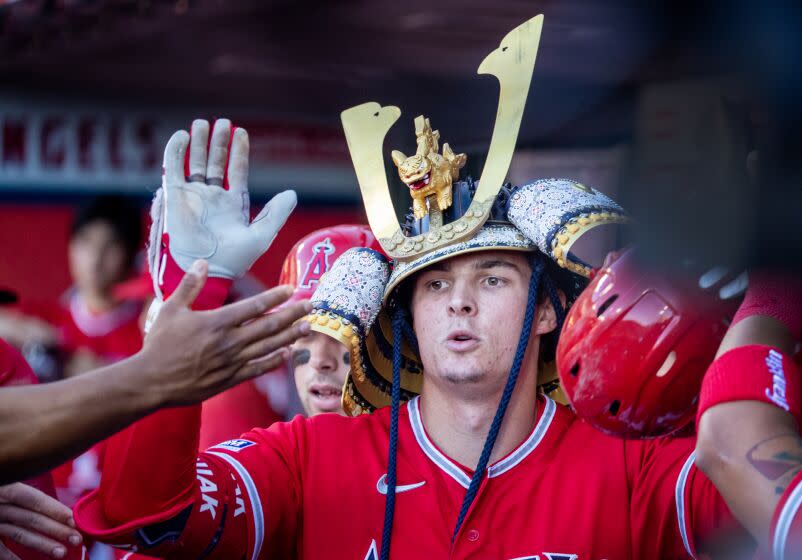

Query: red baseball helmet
[[279, 224, 382, 304], [556, 248, 732, 439]]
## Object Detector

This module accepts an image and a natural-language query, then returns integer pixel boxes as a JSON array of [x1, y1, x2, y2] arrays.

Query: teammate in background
[[0, 198, 145, 519], [59, 196, 144, 372], [0, 195, 144, 379], [278, 225, 382, 416], [18, 197, 145, 522]]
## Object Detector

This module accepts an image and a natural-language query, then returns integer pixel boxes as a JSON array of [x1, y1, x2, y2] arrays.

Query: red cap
[[556, 248, 731, 439]]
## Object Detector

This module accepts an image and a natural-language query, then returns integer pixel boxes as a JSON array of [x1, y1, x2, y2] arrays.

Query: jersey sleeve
[[198, 418, 306, 559], [627, 435, 755, 559], [74, 405, 307, 559]]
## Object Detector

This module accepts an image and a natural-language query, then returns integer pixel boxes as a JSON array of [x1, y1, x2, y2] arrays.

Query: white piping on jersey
[[69, 292, 141, 337], [408, 395, 558, 489], [207, 451, 264, 560], [773, 475, 802, 560], [409, 396, 472, 488], [487, 397, 556, 478], [674, 451, 697, 559]]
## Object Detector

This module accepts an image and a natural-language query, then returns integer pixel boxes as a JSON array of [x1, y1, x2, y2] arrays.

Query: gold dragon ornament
[[391, 116, 467, 220]]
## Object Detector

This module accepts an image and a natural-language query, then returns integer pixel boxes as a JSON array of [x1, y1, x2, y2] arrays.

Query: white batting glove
[[146, 119, 296, 330]]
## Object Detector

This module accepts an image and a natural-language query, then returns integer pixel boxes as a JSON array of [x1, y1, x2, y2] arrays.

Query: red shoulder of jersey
[[624, 432, 753, 559]]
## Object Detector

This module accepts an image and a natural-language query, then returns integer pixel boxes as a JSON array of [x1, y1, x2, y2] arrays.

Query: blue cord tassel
[[379, 307, 406, 560]]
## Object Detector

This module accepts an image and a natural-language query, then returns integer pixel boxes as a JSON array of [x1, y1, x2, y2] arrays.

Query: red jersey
[[75, 395, 751, 559], [15, 291, 143, 363], [58, 292, 143, 362], [199, 369, 288, 450]]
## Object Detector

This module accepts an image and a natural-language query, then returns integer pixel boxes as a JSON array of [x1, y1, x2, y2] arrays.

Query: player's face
[[69, 221, 130, 299], [292, 331, 350, 416], [410, 250, 534, 392]]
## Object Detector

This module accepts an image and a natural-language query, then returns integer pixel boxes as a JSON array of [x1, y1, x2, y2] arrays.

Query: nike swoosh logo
[[376, 474, 426, 495]]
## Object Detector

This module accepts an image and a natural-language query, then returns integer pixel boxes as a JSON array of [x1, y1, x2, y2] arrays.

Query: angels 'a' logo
[[300, 238, 336, 289], [362, 540, 378, 560]]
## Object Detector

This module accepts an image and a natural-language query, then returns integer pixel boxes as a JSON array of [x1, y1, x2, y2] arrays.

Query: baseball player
[[278, 225, 382, 416], [74, 15, 802, 560]]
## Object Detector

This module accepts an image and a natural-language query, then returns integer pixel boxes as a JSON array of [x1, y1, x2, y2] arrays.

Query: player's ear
[[533, 289, 565, 336]]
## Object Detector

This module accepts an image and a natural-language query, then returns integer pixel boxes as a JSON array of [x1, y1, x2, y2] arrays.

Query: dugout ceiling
[[0, 0, 698, 148]]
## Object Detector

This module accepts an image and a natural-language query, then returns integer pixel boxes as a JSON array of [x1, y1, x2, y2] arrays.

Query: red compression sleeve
[[732, 271, 802, 339], [74, 406, 201, 536]]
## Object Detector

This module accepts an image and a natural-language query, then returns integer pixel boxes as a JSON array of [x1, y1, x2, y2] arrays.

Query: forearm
[[696, 316, 802, 545], [697, 400, 799, 540], [0, 352, 163, 484], [716, 314, 796, 359]]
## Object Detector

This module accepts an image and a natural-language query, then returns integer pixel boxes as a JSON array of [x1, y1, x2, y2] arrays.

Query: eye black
[[292, 349, 311, 366]]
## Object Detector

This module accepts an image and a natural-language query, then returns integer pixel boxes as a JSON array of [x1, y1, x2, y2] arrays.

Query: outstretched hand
[[0, 483, 83, 559], [141, 259, 311, 407]]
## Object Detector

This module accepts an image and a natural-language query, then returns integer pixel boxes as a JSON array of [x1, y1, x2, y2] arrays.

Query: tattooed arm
[[695, 313, 801, 544]]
